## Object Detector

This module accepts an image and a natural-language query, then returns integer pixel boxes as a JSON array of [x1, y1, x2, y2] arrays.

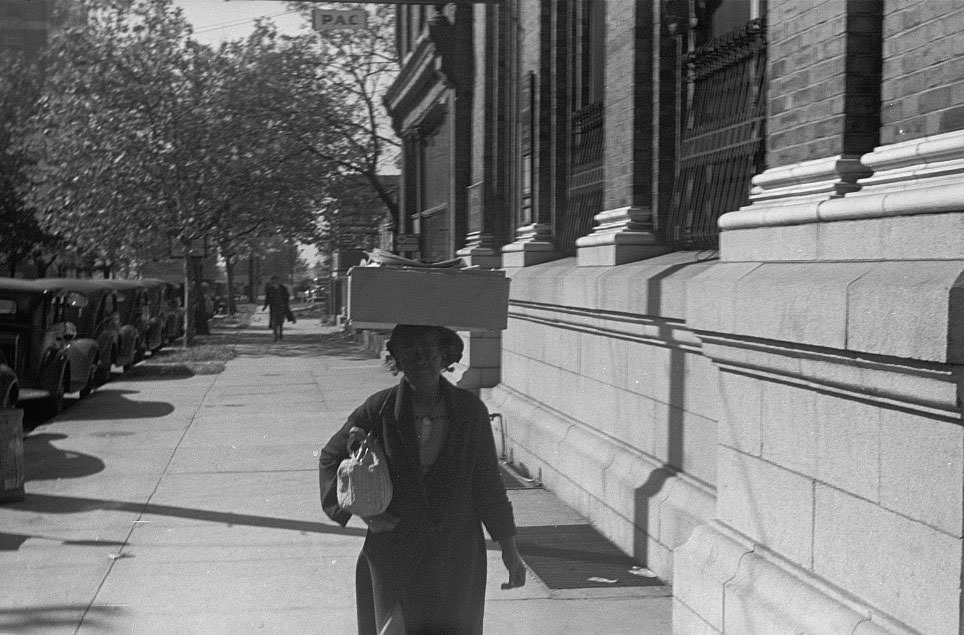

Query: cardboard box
[[347, 266, 510, 331]]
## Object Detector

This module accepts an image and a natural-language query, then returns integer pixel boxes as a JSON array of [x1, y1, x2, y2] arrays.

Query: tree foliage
[[16, 0, 396, 275], [0, 51, 61, 276], [287, 2, 400, 231]]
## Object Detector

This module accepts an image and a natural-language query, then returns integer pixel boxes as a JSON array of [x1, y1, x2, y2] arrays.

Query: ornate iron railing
[[561, 101, 605, 253], [667, 18, 767, 250]]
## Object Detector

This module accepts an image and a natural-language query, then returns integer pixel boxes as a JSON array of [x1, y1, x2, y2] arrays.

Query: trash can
[[0, 408, 24, 503]]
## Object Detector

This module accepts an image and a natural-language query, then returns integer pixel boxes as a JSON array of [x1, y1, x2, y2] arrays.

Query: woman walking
[[319, 324, 526, 634], [262, 276, 293, 341]]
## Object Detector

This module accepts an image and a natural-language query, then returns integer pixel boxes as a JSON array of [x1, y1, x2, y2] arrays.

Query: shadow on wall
[[632, 261, 693, 565]]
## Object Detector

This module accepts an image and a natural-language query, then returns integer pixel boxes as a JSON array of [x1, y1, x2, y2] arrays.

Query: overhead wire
[[191, 10, 301, 35]]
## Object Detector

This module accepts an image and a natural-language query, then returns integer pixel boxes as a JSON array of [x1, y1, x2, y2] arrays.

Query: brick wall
[[602, 1, 653, 210], [881, 0, 964, 143], [767, 0, 882, 167]]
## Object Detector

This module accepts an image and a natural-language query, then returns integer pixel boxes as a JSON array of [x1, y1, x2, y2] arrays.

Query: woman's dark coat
[[319, 378, 516, 634], [263, 283, 290, 328]]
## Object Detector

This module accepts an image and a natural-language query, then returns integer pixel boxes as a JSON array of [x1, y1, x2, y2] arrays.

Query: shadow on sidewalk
[[23, 433, 105, 481], [0, 604, 118, 634], [55, 389, 175, 420], [2, 492, 368, 538], [200, 329, 376, 360]]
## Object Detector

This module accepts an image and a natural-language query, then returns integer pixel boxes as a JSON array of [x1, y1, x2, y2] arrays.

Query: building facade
[[385, 1, 964, 633]]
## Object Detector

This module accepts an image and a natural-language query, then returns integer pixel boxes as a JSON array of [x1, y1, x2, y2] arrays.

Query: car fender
[[147, 317, 165, 350], [36, 349, 69, 394], [116, 325, 139, 366], [64, 338, 99, 393], [96, 332, 117, 368]]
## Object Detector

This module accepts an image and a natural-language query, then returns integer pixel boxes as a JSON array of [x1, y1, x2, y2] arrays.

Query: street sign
[[312, 9, 368, 32]]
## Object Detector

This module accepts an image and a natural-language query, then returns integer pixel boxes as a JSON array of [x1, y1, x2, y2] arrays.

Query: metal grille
[[561, 101, 604, 253], [667, 18, 767, 250]]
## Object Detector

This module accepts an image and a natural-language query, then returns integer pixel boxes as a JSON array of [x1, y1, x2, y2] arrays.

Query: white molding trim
[[720, 129, 964, 231]]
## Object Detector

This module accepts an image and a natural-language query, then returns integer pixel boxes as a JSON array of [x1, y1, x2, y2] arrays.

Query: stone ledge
[[697, 337, 961, 420], [507, 252, 716, 321], [673, 522, 915, 635], [687, 259, 964, 364]]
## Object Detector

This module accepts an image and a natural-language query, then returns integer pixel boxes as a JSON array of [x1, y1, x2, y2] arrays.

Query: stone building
[[384, 1, 964, 633]]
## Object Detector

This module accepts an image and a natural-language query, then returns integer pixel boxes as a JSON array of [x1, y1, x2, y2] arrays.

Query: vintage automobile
[[138, 278, 173, 353], [42, 278, 135, 382], [104, 280, 151, 364], [159, 280, 185, 345], [0, 278, 102, 416]]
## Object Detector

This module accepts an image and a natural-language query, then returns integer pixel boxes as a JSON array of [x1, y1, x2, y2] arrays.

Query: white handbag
[[336, 434, 393, 517]]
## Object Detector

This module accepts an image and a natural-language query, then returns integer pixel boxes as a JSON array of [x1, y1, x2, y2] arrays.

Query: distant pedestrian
[[262, 276, 294, 341], [193, 281, 211, 336], [319, 324, 526, 634]]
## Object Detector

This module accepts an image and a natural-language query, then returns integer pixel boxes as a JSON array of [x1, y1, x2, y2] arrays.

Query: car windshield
[[60, 292, 90, 325]]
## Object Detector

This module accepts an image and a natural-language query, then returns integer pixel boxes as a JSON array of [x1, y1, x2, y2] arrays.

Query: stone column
[[501, 0, 561, 268], [458, 2, 503, 269], [576, 0, 669, 266]]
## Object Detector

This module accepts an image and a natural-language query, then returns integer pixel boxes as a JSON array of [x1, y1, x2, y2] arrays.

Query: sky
[[171, 0, 312, 46], [170, 1, 397, 266], [172, 1, 325, 265]]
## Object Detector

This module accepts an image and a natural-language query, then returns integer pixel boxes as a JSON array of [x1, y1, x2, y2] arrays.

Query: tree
[[17, 0, 400, 328], [0, 50, 62, 277], [286, 2, 401, 232], [22, 1, 214, 268], [18, 1, 330, 324]]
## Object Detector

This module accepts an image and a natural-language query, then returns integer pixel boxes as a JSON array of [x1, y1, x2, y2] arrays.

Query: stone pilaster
[[576, 206, 670, 266], [500, 223, 559, 267]]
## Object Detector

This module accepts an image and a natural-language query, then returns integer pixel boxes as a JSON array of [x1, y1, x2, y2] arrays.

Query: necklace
[[413, 395, 444, 441]]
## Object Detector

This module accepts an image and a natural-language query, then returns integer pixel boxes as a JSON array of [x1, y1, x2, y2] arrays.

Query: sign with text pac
[[312, 9, 368, 32]]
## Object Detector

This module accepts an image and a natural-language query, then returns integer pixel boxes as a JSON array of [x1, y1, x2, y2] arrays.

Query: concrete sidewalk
[[0, 315, 671, 634]]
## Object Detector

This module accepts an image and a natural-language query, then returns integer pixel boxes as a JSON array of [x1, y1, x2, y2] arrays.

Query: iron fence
[[561, 101, 605, 253], [667, 17, 767, 250]]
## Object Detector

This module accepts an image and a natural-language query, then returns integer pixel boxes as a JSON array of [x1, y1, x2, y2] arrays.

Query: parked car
[[0, 278, 102, 417], [42, 278, 134, 382], [139, 279, 173, 353], [159, 281, 185, 345], [105, 279, 161, 362]]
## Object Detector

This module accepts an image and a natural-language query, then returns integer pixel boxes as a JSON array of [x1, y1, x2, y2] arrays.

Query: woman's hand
[[346, 426, 369, 454], [360, 512, 399, 534], [499, 536, 526, 589]]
